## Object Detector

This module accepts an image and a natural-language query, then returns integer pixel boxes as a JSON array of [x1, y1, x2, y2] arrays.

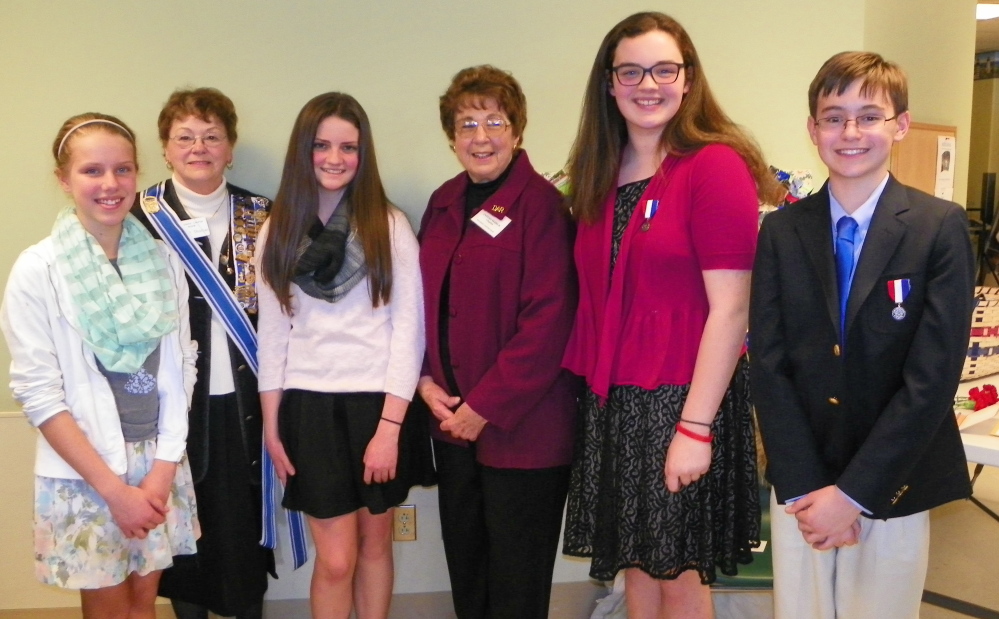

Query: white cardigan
[[256, 207, 425, 400], [1, 235, 197, 479]]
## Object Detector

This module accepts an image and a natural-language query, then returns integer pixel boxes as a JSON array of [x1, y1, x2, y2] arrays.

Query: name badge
[[180, 217, 211, 239], [470, 209, 511, 238]]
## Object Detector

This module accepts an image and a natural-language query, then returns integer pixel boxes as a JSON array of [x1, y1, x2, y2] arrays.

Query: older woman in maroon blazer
[[417, 65, 578, 619]]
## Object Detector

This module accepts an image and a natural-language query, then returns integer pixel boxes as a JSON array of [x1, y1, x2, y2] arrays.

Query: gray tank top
[[96, 346, 161, 442], [97, 259, 162, 442]]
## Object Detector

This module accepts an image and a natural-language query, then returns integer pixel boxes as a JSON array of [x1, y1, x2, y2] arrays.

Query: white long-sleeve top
[[0, 236, 198, 479], [171, 176, 235, 395], [256, 206, 424, 401]]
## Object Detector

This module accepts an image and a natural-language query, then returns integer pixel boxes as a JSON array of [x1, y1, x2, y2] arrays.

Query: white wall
[[0, 0, 975, 609], [865, 0, 977, 206]]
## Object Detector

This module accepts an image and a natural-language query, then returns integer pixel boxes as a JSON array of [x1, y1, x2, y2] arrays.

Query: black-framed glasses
[[814, 114, 898, 132], [455, 117, 511, 137], [610, 62, 687, 86]]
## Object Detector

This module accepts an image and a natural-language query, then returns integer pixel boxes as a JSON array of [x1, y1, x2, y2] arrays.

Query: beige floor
[[4, 465, 998, 619], [920, 463, 999, 618]]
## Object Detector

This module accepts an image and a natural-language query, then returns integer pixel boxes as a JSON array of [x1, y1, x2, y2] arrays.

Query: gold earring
[[165, 160, 173, 171], [226, 161, 233, 170]]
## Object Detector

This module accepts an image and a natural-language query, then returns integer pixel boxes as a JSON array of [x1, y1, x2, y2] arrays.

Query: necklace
[[208, 190, 229, 221]]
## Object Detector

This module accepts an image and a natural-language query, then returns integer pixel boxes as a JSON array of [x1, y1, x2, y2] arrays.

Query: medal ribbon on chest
[[887, 278, 911, 321], [640, 199, 659, 232]]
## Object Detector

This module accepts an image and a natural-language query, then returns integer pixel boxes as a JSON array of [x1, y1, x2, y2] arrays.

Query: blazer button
[[828, 397, 840, 405], [238, 364, 247, 371], [245, 415, 253, 422], [833, 344, 841, 356], [250, 460, 259, 467], [454, 254, 463, 265]]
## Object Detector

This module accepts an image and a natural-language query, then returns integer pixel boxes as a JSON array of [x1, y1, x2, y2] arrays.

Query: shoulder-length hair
[[567, 12, 784, 223], [261, 92, 393, 314], [157, 87, 239, 146]]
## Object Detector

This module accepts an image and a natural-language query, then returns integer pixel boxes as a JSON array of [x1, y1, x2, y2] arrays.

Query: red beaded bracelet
[[676, 424, 713, 443]]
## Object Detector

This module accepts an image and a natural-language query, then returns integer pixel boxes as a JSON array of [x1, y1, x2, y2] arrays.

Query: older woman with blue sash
[[132, 88, 274, 619]]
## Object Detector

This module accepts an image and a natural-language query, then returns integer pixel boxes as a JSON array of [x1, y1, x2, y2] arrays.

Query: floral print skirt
[[563, 357, 760, 583], [33, 440, 200, 589]]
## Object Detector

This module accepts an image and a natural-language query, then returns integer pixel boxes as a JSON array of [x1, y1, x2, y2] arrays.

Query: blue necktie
[[835, 216, 858, 345]]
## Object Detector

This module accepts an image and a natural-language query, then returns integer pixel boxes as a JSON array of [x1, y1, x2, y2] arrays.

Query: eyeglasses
[[814, 114, 898, 132], [455, 118, 511, 137], [169, 134, 229, 149], [610, 62, 687, 86]]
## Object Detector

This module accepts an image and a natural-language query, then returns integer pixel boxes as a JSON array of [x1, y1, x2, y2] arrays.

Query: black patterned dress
[[562, 179, 761, 584]]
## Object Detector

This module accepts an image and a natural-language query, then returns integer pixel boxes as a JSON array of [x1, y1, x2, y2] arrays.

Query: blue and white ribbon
[[141, 183, 308, 569], [887, 278, 911, 304]]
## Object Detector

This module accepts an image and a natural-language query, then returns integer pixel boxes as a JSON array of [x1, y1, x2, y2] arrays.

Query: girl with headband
[[1, 113, 199, 618]]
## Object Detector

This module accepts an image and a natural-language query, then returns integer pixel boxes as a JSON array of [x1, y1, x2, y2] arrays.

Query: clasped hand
[[786, 485, 862, 550], [418, 377, 487, 441], [107, 484, 168, 539]]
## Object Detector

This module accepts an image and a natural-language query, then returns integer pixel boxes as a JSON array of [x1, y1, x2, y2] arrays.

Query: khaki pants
[[770, 489, 929, 619]]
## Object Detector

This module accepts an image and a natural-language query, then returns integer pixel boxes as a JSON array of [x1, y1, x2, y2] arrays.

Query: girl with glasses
[[561, 12, 784, 618]]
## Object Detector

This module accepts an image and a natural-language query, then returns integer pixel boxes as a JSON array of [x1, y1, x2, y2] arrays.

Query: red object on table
[[969, 384, 999, 411]]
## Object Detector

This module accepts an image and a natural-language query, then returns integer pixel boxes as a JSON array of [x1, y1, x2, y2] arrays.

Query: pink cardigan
[[562, 144, 758, 398]]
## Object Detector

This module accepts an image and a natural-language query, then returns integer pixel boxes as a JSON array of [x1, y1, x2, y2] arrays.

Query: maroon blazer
[[418, 151, 579, 469]]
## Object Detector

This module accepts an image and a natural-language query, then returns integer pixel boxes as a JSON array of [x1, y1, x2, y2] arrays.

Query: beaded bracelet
[[676, 424, 712, 443], [380, 417, 403, 426]]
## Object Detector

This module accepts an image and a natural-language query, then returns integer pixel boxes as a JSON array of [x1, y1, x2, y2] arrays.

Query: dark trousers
[[434, 440, 570, 619]]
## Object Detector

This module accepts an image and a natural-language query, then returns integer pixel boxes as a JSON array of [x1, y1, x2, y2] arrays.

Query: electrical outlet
[[393, 505, 417, 541]]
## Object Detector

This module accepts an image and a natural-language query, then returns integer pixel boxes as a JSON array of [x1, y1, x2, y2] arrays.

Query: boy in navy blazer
[[750, 51, 974, 619]]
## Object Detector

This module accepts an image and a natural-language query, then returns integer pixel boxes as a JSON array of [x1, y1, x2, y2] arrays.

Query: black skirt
[[562, 358, 760, 583], [278, 390, 430, 519]]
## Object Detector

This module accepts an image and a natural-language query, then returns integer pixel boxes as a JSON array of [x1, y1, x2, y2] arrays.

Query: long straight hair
[[567, 12, 785, 223], [261, 92, 393, 314]]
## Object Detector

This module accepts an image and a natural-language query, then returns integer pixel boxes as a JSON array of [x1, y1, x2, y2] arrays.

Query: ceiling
[[980, 0, 999, 53], [980, 16, 999, 53]]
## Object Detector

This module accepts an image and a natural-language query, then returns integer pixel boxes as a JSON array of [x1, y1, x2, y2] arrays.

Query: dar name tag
[[180, 216, 211, 239], [471, 209, 512, 238]]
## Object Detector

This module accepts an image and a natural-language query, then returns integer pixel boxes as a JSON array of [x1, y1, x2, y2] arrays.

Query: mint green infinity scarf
[[51, 207, 178, 373]]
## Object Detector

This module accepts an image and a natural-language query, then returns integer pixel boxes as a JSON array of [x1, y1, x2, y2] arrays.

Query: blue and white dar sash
[[140, 183, 308, 570]]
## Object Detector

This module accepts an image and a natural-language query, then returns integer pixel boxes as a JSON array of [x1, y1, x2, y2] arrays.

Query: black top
[[438, 156, 518, 396]]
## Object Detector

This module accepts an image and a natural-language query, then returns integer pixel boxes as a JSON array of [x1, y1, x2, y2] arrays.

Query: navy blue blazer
[[750, 176, 974, 519]]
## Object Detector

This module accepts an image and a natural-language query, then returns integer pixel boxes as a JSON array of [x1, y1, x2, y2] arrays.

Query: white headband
[[57, 119, 133, 158]]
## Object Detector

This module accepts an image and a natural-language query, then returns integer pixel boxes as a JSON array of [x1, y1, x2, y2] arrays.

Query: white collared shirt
[[828, 173, 890, 267]]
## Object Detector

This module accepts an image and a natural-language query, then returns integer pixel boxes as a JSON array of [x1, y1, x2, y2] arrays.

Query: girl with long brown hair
[[257, 92, 424, 619], [561, 12, 774, 618]]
